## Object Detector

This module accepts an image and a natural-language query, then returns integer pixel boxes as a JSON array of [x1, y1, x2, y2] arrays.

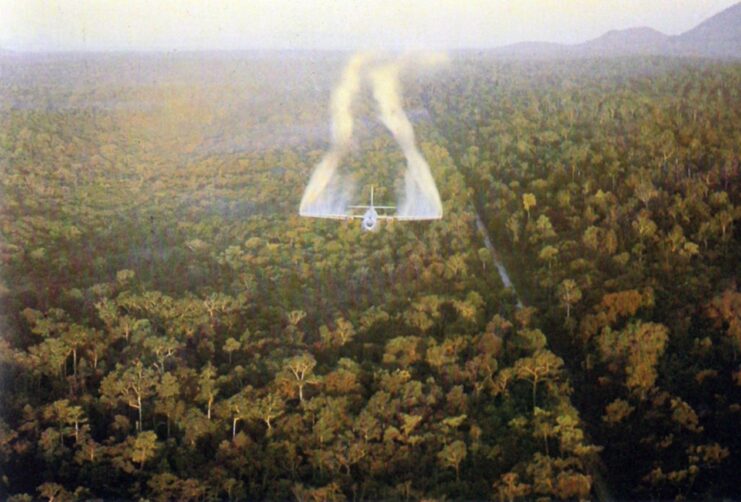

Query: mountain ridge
[[492, 1, 741, 59]]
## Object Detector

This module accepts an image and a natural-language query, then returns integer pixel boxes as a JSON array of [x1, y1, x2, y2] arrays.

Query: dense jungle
[[0, 50, 739, 500]]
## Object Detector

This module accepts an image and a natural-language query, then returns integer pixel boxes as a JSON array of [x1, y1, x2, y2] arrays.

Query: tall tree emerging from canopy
[[100, 362, 158, 432]]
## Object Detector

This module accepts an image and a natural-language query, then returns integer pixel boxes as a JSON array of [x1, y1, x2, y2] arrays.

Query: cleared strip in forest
[[474, 210, 523, 307], [472, 205, 612, 502]]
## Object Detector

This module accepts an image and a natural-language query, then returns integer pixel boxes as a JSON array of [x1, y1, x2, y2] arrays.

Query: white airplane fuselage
[[361, 207, 379, 231]]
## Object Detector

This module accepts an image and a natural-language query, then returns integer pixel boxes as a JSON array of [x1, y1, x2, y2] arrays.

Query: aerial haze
[[1, 0, 739, 51], [2, 1, 741, 501]]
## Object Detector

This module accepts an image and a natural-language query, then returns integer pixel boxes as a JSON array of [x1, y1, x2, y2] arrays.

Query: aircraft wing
[[391, 215, 443, 221], [300, 212, 441, 221], [347, 205, 397, 210], [300, 213, 363, 220], [374, 215, 435, 220]]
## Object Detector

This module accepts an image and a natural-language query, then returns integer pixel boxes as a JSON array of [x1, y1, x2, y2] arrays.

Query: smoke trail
[[299, 53, 369, 216], [299, 52, 445, 220], [369, 62, 442, 219]]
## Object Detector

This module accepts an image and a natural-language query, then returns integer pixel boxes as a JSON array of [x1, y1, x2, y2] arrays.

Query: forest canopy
[[0, 51, 739, 500]]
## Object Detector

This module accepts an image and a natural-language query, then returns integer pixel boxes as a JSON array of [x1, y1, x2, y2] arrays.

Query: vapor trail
[[299, 52, 445, 220], [369, 62, 442, 219], [299, 53, 368, 216]]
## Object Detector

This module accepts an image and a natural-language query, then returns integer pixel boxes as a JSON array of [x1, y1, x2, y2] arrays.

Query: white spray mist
[[369, 61, 442, 219], [299, 53, 369, 216], [299, 52, 445, 220]]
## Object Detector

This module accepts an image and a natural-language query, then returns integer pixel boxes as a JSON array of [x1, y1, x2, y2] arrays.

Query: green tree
[[100, 361, 157, 432], [197, 363, 220, 419], [130, 431, 159, 469], [282, 353, 317, 403], [558, 279, 582, 322], [437, 440, 467, 481]]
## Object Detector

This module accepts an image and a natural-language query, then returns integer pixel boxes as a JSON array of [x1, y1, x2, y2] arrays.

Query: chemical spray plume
[[299, 53, 369, 216], [369, 61, 442, 219], [300, 51, 445, 220]]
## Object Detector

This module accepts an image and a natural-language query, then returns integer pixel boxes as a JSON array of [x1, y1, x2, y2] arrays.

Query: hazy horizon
[[1, 0, 738, 53]]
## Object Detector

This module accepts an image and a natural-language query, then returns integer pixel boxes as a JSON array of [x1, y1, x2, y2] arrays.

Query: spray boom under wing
[[300, 186, 439, 231]]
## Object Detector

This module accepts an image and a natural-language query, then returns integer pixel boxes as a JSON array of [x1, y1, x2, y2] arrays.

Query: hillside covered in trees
[[0, 51, 739, 500]]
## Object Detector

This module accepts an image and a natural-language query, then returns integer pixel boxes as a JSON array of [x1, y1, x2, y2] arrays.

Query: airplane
[[300, 185, 442, 230], [347, 186, 397, 231], [300, 186, 397, 231]]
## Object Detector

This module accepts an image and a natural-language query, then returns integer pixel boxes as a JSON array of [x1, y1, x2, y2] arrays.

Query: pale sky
[[1, 0, 738, 52]]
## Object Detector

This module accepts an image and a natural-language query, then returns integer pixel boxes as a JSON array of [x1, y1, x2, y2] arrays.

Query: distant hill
[[491, 41, 566, 58], [578, 27, 670, 56], [491, 1, 741, 59], [671, 1, 741, 57]]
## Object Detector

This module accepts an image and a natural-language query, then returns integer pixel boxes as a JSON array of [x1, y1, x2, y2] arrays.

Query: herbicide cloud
[[299, 52, 446, 220]]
